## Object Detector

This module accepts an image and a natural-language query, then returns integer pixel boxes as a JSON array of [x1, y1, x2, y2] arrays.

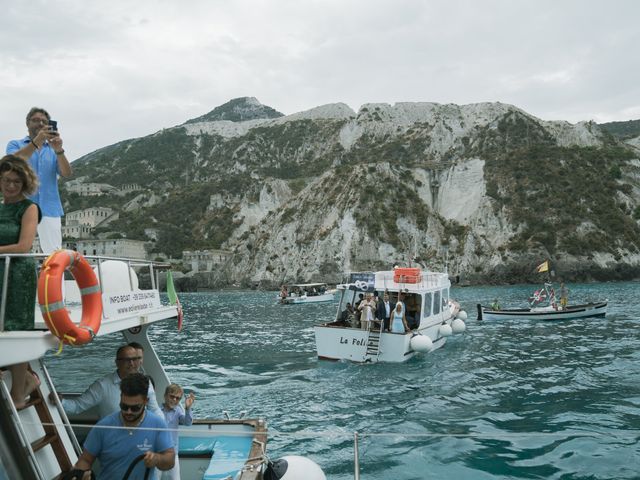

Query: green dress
[[0, 199, 40, 331]]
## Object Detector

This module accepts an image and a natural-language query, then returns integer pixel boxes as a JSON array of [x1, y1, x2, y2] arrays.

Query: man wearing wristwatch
[[6, 107, 72, 254]]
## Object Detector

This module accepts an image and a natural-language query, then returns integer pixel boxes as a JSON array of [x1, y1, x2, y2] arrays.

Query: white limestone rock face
[[541, 120, 604, 147], [165, 100, 640, 285], [436, 158, 486, 223]]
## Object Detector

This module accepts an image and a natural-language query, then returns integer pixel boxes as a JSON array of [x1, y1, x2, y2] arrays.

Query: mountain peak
[[186, 97, 284, 124]]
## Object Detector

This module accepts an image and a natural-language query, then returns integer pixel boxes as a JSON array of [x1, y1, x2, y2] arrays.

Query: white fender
[[410, 335, 434, 352], [451, 318, 466, 334], [456, 310, 468, 321], [263, 456, 327, 480], [439, 323, 453, 337]]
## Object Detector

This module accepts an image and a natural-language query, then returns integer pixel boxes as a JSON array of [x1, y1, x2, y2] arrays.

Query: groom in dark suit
[[376, 292, 393, 331]]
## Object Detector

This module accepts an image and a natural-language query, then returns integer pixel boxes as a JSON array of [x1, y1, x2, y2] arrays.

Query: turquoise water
[[48, 282, 640, 479]]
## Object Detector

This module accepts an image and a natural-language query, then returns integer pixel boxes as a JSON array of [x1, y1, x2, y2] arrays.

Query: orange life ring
[[37, 250, 103, 345]]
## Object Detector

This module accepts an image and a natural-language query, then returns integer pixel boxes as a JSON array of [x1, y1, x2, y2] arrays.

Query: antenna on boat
[[442, 245, 449, 275]]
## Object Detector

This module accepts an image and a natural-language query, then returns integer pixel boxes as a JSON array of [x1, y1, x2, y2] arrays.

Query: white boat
[[0, 251, 324, 480], [478, 301, 608, 321], [314, 268, 468, 363], [477, 282, 608, 321], [279, 283, 334, 304]]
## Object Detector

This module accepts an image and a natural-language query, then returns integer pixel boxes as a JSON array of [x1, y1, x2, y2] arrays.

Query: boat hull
[[478, 301, 607, 321], [314, 323, 446, 363], [281, 293, 334, 304]]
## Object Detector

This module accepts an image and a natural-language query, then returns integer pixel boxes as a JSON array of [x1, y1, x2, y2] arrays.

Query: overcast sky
[[2, 0, 639, 161]]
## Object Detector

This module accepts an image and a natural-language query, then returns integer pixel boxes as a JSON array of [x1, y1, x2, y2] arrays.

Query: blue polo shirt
[[6, 137, 64, 217], [84, 410, 173, 480]]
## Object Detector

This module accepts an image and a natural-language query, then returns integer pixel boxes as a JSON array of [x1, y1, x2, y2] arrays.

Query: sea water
[[47, 282, 640, 479]]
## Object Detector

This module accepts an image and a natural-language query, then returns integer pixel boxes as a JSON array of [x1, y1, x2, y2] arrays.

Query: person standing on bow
[[559, 282, 569, 310], [358, 293, 375, 330], [390, 301, 409, 334], [0, 155, 42, 407], [376, 292, 393, 331], [6, 107, 71, 254]]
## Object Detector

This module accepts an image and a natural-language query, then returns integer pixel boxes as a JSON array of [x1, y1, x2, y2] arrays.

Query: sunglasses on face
[[120, 402, 144, 413], [168, 394, 182, 401]]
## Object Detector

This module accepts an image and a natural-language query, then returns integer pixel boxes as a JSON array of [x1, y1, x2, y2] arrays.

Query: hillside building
[[66, 207, 116, 228], [183, 249, 232, 272], [115, 184, 144, 196], [65, 182, 116, 196], [70, 238, 148, 259], [62, 207, 118, 239]]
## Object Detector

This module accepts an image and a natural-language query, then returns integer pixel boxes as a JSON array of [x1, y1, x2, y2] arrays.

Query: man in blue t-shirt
[[70, 373, 174, 480]]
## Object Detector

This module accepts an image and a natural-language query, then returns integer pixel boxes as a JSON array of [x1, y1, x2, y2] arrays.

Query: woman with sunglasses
[[0, 154, 41, 408]]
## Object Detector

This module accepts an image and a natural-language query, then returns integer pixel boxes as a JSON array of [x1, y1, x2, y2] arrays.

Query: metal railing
[[1, 252, 175, 332]]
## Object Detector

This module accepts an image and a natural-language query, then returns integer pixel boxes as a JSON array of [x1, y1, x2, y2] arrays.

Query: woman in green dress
[[0, 154, 41, 408]]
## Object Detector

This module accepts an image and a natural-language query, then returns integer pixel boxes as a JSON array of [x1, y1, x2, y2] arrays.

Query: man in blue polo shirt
[[6, 107, 72, 253], [70, 373, 174, 480]]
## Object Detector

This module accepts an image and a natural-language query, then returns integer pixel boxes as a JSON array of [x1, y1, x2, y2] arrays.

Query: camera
[[49, 120, 58, 131]]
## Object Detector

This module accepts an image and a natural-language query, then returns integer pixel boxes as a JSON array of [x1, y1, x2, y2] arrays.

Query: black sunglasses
[[120, 402, 144, 413]]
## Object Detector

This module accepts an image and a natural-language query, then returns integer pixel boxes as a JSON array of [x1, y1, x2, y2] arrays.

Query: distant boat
[[314, 268, 468, 363], [478, 301, 608, 321], [278, 283, 334, 304], [477, 282, 607, 321]]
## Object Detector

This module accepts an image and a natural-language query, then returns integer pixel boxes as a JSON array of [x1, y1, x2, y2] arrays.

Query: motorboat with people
[[278, 283, 334, 305], [477, 282, 608, 321], [314, 267, 468, 363], [0, 251, 325, 480]]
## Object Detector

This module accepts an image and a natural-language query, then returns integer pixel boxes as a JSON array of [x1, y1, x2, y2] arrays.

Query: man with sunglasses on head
[[56, 345, 162, 418], [70, 373, 174, 480], [6, 107, 72, 254]]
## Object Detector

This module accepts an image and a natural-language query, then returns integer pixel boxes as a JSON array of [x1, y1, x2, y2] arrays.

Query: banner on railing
[[102, 290, 161, 318]]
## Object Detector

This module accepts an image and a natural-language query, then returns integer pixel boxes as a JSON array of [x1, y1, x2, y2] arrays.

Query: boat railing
[[0, 252, 175, 332]]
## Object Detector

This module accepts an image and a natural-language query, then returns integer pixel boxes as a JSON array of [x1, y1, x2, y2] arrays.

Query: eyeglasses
[[168, 394, 182, 401], [116, 356, 142, 363], [28, 117, 49, 125], [0, 177, 23, 186], [120, 402, 144, 413]]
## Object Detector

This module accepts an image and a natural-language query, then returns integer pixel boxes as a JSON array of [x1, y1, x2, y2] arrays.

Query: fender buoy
[[38, 250, 103, 345]]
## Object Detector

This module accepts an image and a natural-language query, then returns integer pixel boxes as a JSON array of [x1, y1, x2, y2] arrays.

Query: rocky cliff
[[66, 97, 640, 286]]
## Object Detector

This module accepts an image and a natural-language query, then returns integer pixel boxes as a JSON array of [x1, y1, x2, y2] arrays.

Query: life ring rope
[[37, 249, 103, 346]]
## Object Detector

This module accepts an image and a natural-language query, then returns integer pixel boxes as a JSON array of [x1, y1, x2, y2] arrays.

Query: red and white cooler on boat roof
[[393, 267, 422, 284]]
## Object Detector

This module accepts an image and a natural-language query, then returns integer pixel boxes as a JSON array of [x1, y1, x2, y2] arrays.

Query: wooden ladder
[[0, 364, 73, 478]]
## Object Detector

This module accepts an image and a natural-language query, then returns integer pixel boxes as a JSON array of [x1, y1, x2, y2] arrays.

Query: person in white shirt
[[55, 345, 162, 418]]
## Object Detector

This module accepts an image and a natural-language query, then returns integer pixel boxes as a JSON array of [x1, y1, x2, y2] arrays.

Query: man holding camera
[[6, 107, 72, 253]]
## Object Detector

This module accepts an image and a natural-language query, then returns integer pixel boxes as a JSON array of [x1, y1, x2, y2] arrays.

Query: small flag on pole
[[166, 271, 184, 331], [535, 260, 549, 273]]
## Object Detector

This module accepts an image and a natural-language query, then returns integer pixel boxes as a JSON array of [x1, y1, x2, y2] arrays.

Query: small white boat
[[0, 252, 324, 480], [477, 282, 608, 321], [279, 283, 334, 304], [314, 268, 467, 363], [478, 301, 608, 321]]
